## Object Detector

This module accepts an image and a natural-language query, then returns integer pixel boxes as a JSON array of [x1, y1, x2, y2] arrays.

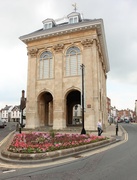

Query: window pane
[[65, 47, 81, 76], [49, 59, 53, 78], [70, 56, 77, 75], [66, 56, 70, 76], [43, 60, 49, 78], [39, 60, 43, 79], [49, 23, 52, 28], [39, 51, 53, 79], [44, 23, 52, 29], [74, 17, 78, 23], [41, 51, 52, 59], [77, 54, 81, 75], [70, 50, 76, 55], [69, 16, 78, 24], [44, 24, 48, 29], [66, 47, 80, 55], [69, 18, 73, 24]]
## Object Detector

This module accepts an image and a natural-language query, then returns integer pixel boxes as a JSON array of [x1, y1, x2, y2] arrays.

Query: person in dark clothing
[[97, 119, 103, 136]]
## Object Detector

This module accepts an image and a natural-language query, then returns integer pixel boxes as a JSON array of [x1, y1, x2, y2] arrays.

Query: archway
[[66, 90, 82, 126], [38, 92, 53, 126]]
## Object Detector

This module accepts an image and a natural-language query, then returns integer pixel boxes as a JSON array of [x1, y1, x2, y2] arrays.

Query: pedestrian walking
[[97, 119, 103, 136]]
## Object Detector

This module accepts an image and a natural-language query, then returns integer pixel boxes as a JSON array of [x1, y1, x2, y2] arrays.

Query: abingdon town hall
[[19, 11, 110, 131]]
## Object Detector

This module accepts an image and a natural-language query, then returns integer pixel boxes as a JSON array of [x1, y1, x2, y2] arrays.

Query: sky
[[0, 0, 137, 111]]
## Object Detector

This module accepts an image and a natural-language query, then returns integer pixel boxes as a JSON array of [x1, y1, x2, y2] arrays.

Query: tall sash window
[[66, 47, 81, 76], [39, 51, 53, 79]]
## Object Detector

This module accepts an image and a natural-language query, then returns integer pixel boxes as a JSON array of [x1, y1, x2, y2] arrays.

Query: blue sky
[[0, 0, 137, 110]]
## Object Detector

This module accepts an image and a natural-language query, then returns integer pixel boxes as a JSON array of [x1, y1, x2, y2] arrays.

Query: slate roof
[[3, 105, 12, 110], [19, 19, 103, 42], [11, 105, 20, 111]]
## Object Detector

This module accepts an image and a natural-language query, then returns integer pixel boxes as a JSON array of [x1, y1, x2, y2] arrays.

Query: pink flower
[[8, 132, 107, 153]]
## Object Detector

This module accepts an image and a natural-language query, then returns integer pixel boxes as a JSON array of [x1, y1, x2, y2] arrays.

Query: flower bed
[[8, 132, 107, 153]]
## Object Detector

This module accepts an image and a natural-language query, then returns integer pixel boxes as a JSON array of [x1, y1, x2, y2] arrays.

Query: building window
[[44, 22, 52, 29], [39, 51, 53, 79], [65, 46, 81, 76], [69, 16, 78, 24]]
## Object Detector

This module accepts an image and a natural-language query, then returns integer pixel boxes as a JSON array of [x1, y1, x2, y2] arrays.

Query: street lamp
[[81, 64, 86, 134], [19, 90, 26, 133]]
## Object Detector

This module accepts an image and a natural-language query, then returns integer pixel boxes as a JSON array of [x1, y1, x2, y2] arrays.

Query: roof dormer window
[[67, 12, 82, 24], [44, 22, 52, 29], [42, 18, 56, 30], [69, 16, 78, 24]]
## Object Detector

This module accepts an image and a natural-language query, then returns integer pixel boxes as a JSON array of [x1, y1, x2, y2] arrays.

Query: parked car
[[130, 118, 135, 123], [0, 120, 5, 128], [117, 118, 124, 123], [124, 118, 130, 123], [0, 119, 7, 126]]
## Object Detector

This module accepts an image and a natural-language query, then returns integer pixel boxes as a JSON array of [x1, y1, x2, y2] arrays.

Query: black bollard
[[116, 122, 118, 136], [19, 123, 22, 134]]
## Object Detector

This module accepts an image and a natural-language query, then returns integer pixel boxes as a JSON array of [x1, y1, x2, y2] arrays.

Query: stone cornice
[[20, 21, 100, 42]]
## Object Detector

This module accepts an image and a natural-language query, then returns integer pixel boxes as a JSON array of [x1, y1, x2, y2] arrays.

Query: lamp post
[[81, 64, 86, 134], [19, 90, 26, 133]]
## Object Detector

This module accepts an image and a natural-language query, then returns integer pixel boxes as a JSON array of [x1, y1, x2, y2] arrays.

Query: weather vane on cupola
[[72, 3, 77, 12]]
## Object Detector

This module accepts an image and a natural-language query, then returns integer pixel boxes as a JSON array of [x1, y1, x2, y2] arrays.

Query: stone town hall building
[[20, 11, 110, 131]]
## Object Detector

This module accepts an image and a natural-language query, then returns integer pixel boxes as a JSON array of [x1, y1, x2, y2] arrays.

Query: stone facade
[[20, 12, 109, 131]]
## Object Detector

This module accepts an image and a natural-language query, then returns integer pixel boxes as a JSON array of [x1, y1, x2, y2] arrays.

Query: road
[[0, 122, 17, 142], [0, 123, 137, 180]]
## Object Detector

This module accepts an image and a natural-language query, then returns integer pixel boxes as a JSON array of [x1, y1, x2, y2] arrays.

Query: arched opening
[[66, 90, 82, 126], [38, 92, 53, 126]]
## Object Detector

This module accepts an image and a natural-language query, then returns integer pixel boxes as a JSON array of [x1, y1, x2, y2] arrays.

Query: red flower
[[8, 132, 107, 153]]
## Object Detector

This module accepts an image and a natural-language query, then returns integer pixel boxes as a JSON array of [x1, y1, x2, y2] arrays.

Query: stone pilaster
[[81, 39, 95, 130], [92, 39, 100, 129], [25, 49, 39, 129], [53, 44, 66, 129], [94, 38, 107, 129]]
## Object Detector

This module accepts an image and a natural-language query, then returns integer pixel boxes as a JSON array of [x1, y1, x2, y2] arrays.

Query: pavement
[[0, 123, 126, 165]]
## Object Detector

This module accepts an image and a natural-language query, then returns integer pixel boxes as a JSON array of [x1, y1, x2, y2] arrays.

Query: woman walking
[[97, 119, 103, 136]]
